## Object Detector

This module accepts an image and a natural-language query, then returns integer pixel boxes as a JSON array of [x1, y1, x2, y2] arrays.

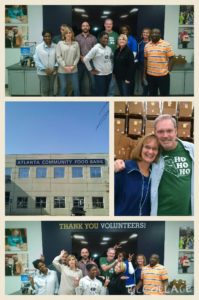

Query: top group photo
[[5, 4, 194, 97]]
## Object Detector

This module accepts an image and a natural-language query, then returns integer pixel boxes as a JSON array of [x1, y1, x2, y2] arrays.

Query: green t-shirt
[[158, 142, 192, 216], [99, 257, 115, 278], [107, 31, 119, 53]]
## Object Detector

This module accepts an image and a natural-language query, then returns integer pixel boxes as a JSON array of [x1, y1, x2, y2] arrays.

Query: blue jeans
[[116, 79, 132, 96], [94, 74, 112, 96], [78, 62, 95, 96], [58, 72, 80, 96], [107, 76, 117, 96]]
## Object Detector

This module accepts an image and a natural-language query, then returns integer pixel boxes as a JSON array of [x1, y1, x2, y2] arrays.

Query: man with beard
[[114, 114, 194, 216], [76, 22, 97, 95], [143, 28, 174, 96], [136, 254, 168, 295], [78, 248, 99, 277]]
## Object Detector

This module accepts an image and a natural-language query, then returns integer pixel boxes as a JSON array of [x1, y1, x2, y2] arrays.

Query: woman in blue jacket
[[115, 134, 160, 216]]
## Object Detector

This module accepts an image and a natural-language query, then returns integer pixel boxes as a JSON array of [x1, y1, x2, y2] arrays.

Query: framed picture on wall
[[5, 25, 28, 48], [5, 253, 28, 276], [178, 27, 194, 49], [5, 5, 28, 24], [178, 251, 194, 274], [5, 228, 28, 251], [179, 226, 194, 250], [179, 5, 194, 25]]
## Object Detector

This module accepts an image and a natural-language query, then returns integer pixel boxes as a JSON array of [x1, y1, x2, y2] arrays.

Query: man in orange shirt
[[136, 254, 168, 295], [144, 28, 174, 96]]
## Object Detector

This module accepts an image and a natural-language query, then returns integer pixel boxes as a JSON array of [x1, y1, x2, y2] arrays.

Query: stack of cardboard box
[[128, 119, 143, 135]]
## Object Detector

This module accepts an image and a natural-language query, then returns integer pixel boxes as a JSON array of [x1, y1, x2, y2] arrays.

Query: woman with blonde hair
[[113, 34, 135, 96], [53, 250, 83, 294], [115, 134, 160, 216], [135, 254, 147, 294], [56, 26, 80, 96]]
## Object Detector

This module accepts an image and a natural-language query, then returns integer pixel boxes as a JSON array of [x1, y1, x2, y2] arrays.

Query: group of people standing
[[29, 247, 168, 295], [34, 19, 174, 97]]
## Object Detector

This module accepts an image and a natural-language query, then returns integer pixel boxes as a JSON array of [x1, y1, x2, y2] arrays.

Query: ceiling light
[[93, 27, 99, 31], [120, 240, 128, 244], [81, 14, 88, 18], [130, 8, 139, 13], [73, 234, 85, 240], [129, 233, 138, 239], [103, 11, 111, 15], [100, 242, 108, 245], [93, 253, 98, 257], [120, 15, 128, 19], [101, 15, 107, 18], [102, 237, 111, 241], [81, 241, 88, 244], [74, 8, 86, 13]]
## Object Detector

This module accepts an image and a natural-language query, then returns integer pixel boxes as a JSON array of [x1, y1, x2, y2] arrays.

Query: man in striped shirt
[[136, 254, 168, 295], [144, 28, 174, 96]]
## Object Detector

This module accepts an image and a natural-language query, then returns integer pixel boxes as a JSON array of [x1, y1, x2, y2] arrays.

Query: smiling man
[[114, 114, 194, 216], [143, 28, 174, 96]]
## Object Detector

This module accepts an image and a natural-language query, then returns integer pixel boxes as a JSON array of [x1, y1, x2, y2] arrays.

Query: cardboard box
[[128, 119, 142, 135], [128, 102, 144, 115], [115, 118, 125, 134], [162, 101, 177, 116], [146, 102, 160, 115], [115, 102, 127, 114], [145, 120, 155, 135], [178, 102, 193, 117], [115, 146, 131, 160], [177, 121, 191, 137]]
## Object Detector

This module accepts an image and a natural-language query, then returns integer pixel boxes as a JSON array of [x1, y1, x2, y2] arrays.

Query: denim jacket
[[150, 139, 194, 215]]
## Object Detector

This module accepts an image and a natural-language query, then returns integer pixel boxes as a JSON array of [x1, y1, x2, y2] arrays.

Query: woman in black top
[[108, 262, 129, 295], [113, 34, 135, 96]]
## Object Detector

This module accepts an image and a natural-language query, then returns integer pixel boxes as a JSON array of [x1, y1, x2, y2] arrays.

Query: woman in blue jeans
[[113, 34, 135, 96], [56, 26, 80, 96], [83, 31, 113, 96]]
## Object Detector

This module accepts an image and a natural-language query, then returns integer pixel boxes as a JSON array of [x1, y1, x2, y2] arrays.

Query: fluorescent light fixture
[[103, 11, 111, 15], [73, 234, 85, 240], [93, 253, 98, 258], [130, 8, 139, 13], [82, 14, 88, 18], [120, 15, 128, 19], [102, 237, 111, 241], [74, 8, 86, 13], [81, 241, 88, 244], [129, 233, 138, 239], [101, 15, 107, 18], [120, 240, 128, 244], [100, 242, 108, 245], [93, 27, 99, 31]]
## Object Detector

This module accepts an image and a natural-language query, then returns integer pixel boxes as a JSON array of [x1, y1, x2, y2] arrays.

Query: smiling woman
[[114, 134, 160, 216]]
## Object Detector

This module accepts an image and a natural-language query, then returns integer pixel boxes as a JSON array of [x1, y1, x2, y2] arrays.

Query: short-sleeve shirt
[[158, 142, 192, 216], [99, 257, 115, 278], [144, 39, 174, 76], [141, 264, 168, 295]]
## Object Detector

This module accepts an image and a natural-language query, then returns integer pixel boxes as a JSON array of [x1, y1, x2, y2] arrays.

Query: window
[[36, 167, 47, 178], [54, 196, 65, 208], [18, 167, 30, 178], [92, 197, 104, 208], [17, 197, 28, 208], [5, 168, 12, 183], [72, 167, 83, 178], [54, 167, 65, 178], [5, 192, 10, 206], [73, 197, 84, 208], [90, 167, 101, 178], [35, 197, 46, 208]]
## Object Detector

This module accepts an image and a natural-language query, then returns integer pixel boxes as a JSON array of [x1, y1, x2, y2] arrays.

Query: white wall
[[164, 6, 193, 63], [164, 221, 194, 288], [5, 6, 43, 84], [5, 221, 42, 295]]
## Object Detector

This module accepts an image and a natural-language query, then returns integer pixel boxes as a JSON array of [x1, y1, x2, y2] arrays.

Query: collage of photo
[[2, 1, 196, 299]]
